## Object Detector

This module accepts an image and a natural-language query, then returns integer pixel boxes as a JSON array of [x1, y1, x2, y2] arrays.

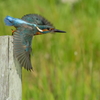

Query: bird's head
[[21, 14, 66, 35]]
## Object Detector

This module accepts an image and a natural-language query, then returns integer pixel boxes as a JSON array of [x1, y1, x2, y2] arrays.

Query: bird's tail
[[4, 16, 14, 26]]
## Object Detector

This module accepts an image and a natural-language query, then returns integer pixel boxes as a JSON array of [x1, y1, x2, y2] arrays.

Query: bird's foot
[[11, 29, 16, 35]]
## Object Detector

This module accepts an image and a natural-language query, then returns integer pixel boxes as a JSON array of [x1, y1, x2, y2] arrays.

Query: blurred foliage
[[1, 0, 100, 100]]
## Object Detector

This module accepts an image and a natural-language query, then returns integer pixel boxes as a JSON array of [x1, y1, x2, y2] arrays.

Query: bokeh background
[[1, 0, 100, 100]]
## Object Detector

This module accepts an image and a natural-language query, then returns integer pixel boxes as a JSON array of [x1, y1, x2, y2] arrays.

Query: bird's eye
[[47, 28, 50, 30], [47, 28, 53, 31]]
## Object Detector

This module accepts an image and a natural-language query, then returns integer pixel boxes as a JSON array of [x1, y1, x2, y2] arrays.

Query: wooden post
[[0, 36, 22, 100]]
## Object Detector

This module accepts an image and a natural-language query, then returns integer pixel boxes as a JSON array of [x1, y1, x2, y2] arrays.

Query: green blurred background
[[1, 0, 100, 100]]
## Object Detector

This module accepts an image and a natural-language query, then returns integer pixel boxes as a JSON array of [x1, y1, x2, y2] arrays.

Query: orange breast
[[35, 32, 43, 35]]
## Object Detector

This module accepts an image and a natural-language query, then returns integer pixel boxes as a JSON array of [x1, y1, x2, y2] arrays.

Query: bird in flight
[[4, 14, 66, 71]]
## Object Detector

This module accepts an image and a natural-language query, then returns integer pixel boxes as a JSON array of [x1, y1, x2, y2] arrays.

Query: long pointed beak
[[53, 29, 66, 33]]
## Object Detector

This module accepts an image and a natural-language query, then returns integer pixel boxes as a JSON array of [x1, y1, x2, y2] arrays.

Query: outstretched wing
[[13, 30, 33, 71]]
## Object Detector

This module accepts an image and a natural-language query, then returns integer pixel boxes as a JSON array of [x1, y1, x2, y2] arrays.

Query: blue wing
[[13, 30, 33, 70]]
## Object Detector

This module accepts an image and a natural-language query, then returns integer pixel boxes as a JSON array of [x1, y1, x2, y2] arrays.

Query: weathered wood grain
[[0, 36, 22, 100], [0, 36, 9, 100]]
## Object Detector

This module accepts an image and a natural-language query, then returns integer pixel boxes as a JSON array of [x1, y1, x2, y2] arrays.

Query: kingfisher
[[4, 14, 66, 71]]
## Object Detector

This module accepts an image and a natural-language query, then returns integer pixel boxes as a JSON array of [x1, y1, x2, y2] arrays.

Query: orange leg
[[11, 29, 16, 35]]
